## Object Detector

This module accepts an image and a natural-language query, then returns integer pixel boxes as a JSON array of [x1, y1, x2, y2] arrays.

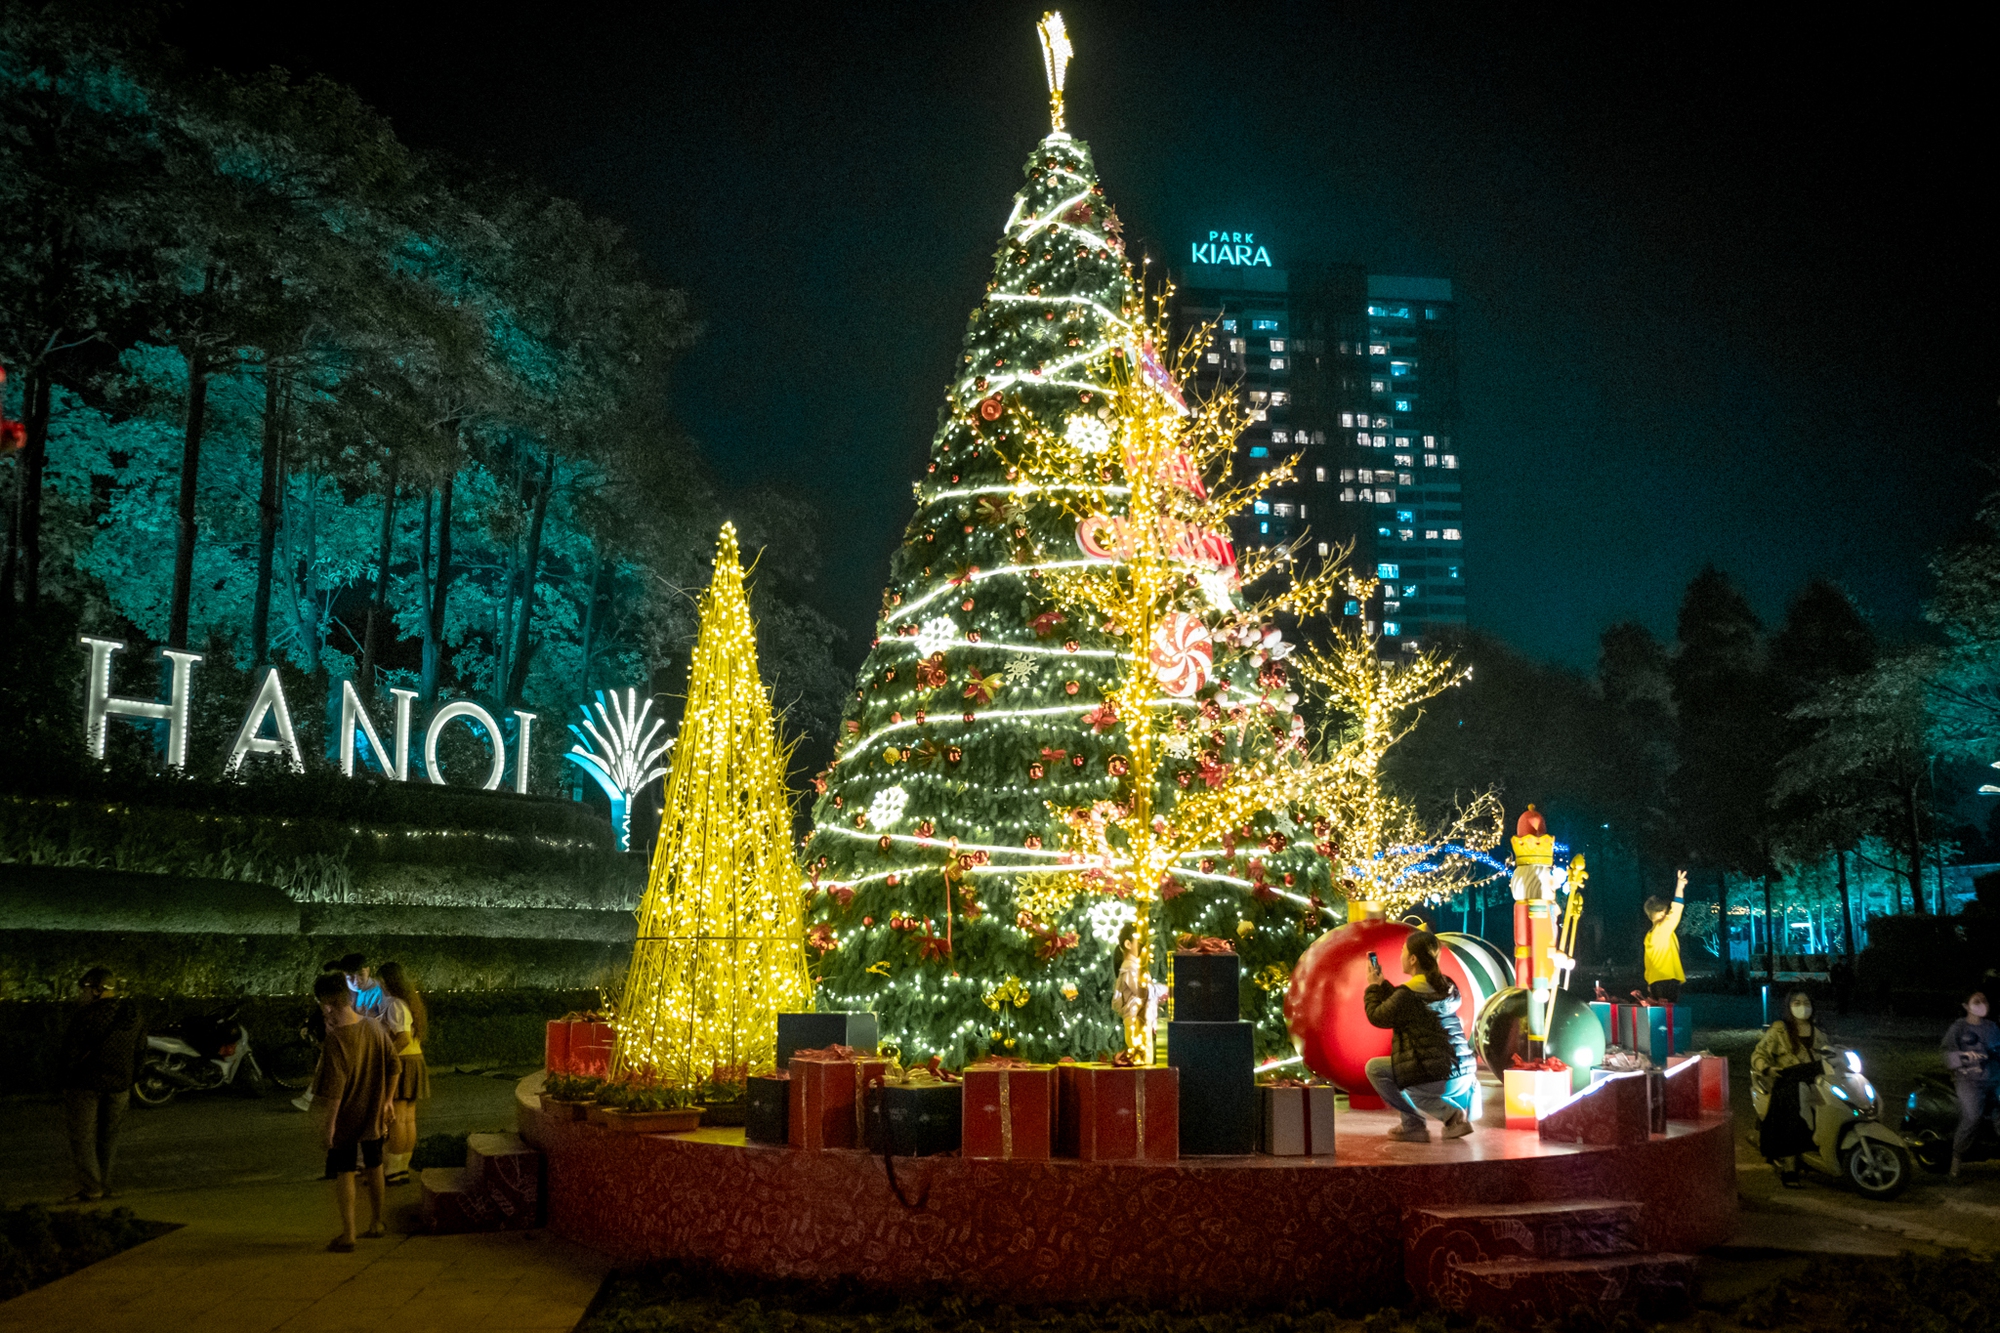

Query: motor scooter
[[1758, 1046, 1912, 1200], [1901, 1070, 2000, 1173], [132, 1004, 264, 1107]]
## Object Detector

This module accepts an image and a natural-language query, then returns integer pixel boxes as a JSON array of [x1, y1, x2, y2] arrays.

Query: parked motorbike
[[1758, 1046, 1912, 1200], [1901, 1070, 2000, 1173], [132, 1004, 264, 1107]]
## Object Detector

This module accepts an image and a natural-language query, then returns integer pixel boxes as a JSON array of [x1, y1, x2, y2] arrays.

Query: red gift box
[[1056, 1063, 1177, 1161], [544, 1020, 570, 1073], [788, 1045, 889, 1150], [963, 1059, 1057, 1160], [545, 1018, 615, 1076]]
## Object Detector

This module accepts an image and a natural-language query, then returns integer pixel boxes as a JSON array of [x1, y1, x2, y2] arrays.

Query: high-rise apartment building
[[1170, 240, 1464, 649]]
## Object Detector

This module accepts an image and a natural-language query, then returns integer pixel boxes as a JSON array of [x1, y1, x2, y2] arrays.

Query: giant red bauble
[[1284, 918, 1477, 1108]]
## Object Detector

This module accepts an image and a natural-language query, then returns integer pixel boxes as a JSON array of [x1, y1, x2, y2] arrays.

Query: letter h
[[81, 638, 202, 769]]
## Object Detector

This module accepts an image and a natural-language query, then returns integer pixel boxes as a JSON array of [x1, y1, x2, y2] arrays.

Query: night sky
[[170, 1, 1992, 672]]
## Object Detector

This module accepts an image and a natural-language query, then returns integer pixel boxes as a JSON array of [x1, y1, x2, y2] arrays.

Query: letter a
[[225, 667, 304, 774]]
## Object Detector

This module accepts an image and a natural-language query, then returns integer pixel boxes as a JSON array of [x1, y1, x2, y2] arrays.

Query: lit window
[[1389, 361, 1413, 377], [1249, 390, 1269, 404], [1269, 358, 1286, 371], [1369, 343, 1389, 356], [1441, 454, 1458, 469], [1423, 435, 1436, 446], [1424, 453, 1438, 467], [1272, 430, 1289, 444], [1394, 398, 1412, 411], [1396, 509, 1414, 523], [1272, 503, 1295, 517], [1312, 430, 1325, 444], [1384, 622, 1402, 637], [1447, 565, 1461, 579], [1259, 521, 1269, 534], [1424, 529, 1438, 540], [1365, 620, 1378, 634], [1373, 434, 1387, 448], [1355, 432, 1370, 446], [1379, 488, 1396, 502], [1222, 319, 1237, 332], [1270, 339, 1286, 352], [1398, 528, 1415, 541], [1442, 528, 1461, 541], [1344, 599, 1360, 615], [1249, 446, 1269, 457], [1319, 542, 1331, 557], [1299, 504, 1307, 518], [1425, 307, 1438, 320], [1371, 379, 1386, 393], [1253, 501, 1270, 514], [1269, 391, 1289, 405], [1340, 468, 1356, 483], [1253, 319, 1279, 331], [1402, 584, 1418, 597], [1206, 352, 1221, 364], [1340, 488, 1356, 502], [1230, 338, 1247, 353], [1394, 453, 1414, 466], [1398, 471, 1412, 485], [1377, 563, 1400, 579], [1251, 409, 1267, 421], [1357, 468, 1374, 483], [1314, 466, 1326, 482], [1377, 526, 1393, 538], [1367, 305, 1385, 317], [1394, 436, 1410, 447], [1340, 413, 1354, 428], [1383, 600, 1401, 613]]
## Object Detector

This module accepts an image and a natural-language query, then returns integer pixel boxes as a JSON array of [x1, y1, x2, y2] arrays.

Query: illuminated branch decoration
[[563, 689, 672, 852], [1293, 598, 1505, 913], [1036, 12, 1073, 134], [611, 523, 812, 1084]]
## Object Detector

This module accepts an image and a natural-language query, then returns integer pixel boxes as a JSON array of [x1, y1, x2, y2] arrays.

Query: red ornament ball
[[1028, 762, 1046, 781], [1064, 680, 1080, 695], [1283, 918, 1476, 1109], [979, 395, 1004, 421]]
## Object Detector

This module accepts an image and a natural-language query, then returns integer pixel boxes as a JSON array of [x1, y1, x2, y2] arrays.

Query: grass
[[0, 1202, 172, 1301], [576, 1253, 2000, 1333]]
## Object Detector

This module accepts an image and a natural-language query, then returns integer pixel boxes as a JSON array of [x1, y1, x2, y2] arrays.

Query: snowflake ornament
[[1162, 732, 1194, 760], [867, 785, 910, 830], [915, 615, 958, 656], [1003, 655, 1038, 685], [1086, 897, 1137, 947], [1195, 570, 1236, 613], [1065, 414, 1113, 455]]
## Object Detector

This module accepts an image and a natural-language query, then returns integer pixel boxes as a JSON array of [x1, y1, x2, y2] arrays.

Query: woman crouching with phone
[[1364, 930, 1476, 1142]]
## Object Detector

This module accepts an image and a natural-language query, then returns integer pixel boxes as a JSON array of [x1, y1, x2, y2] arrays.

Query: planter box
[[600, 1107, 702, 1134], [541, 1096, 595, 1123]]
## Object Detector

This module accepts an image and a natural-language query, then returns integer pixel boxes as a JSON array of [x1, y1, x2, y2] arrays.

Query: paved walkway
[[1, 1170, 608, 1333]]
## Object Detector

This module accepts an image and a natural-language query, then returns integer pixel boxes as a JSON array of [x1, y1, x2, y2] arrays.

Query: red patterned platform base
[[517, 1073, 1734, 1309]]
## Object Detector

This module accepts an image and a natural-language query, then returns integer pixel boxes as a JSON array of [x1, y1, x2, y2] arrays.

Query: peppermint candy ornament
[[1149, 612, 1213, 698]]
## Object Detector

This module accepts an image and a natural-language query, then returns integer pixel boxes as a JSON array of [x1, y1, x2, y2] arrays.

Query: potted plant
[[596, 1075, 703, 1133], [541, 1072, 604, 1121]]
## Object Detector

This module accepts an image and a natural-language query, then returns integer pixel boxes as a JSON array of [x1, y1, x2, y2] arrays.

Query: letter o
[[425, 700, 506, 790]]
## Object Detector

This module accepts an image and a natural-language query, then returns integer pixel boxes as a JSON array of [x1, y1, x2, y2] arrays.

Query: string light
[[612, 522, 812, 1083]]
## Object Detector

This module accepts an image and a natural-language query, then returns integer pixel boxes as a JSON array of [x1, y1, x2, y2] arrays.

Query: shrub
[[0, 1204, 166, 1301]]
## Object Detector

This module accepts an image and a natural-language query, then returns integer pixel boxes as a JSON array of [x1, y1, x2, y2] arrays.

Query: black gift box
[[1172, 951, 1241, 1023], [775, 1012, 880, 1068], [747, 1074, 790, 1145], [867, 1081, 963, 1157], [1167, 1020, 1256, 1155]]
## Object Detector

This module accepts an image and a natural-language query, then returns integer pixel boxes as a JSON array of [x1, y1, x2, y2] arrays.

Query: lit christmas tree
[[1295, 593, 1504, 913], [803, 14, 1350, 1065], [613, 522, 812, 1084]]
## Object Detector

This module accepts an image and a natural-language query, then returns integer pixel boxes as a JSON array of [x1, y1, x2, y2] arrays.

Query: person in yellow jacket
[[1642, 869, 1689, 1002]]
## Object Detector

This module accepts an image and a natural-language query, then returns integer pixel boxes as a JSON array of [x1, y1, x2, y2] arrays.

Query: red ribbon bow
[[1509, 1054, 1570, 1072], [1176, 935, 1237, 955]]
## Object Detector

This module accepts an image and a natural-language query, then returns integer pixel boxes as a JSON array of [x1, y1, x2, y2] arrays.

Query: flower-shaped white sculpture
[[563, 689, 672, 851]]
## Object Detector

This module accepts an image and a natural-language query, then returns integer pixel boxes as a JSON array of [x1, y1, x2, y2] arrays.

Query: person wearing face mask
[[1751, 990, 1830, 1187], [1940, 991, 2000, 1182]]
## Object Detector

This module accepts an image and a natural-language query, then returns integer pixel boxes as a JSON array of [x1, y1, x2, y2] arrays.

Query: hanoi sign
[[1190, 231, 1272, 267]]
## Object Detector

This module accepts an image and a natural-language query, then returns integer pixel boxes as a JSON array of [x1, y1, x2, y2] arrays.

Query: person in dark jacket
[[59, 967, 146, 1201], [1364, 930, 1475, 1142], [1941, 990, 2000, 1182]]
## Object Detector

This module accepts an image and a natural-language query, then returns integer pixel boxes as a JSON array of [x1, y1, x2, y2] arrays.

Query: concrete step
[[1404, 1198, 1645, 1299], [420, 1166, 498, 1235], [1442, 1252, 1699, 1323]]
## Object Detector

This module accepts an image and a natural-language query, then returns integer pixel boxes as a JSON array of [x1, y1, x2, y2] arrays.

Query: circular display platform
[[518, 1074, 1736, 1307]]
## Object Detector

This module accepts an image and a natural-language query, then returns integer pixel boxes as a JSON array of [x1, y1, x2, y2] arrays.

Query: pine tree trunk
[[251, 362, 282, 664], [8, 369, 53, 610], [359, 454, 400, 689], [577, 549, 604, 696], [1762, 872, 1776, 978], [421, 472, 455, 706], [167, 352, 209, 650], [1905, 784, 1927, 913], [506, 450, 556, 706], [1716, 870, 1732, 984]]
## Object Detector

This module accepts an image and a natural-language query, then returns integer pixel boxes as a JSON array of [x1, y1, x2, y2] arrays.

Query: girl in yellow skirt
[[376, 962, 430, 1185]]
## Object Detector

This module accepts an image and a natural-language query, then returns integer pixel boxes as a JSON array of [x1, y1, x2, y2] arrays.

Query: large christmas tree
[[803, 16, 1347, 1065]]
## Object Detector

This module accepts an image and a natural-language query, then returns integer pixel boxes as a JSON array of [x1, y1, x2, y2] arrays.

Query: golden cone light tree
[[612, 522, 812, 1084]]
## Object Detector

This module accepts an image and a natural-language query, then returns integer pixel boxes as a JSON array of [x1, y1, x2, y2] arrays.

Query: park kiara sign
[[1189, 230, 1273, 268], [79, 636, 535, 791]]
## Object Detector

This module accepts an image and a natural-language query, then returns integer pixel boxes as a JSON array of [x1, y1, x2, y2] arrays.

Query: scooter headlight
[[1829, 1083, 1850, 1102], [1844, 1050, 1863, 1075], [1863, 1081, 1877, 1105]]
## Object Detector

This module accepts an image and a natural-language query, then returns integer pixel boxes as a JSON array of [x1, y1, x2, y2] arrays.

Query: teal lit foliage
[[803, 133, 1332, 1066]]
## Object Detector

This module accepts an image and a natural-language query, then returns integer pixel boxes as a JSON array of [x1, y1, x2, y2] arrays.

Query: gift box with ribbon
[[1502, 1063, 1572, 1129], [1589, 1001, 1691, 1064], [866, 1065, 963, 1158], [747, 1071, 789, 1145], [776, 1012, 879, 1069], [1259, 1081, 1336, 1157], [1172, 940, 1241, 1023], [1168, 1019, 1256, 1154], [788, 1045, 889, 1150], [545, 1014, 615, 1077], [963, 1058, 1057, 1160], [1056, 1063, 1178, 1161]]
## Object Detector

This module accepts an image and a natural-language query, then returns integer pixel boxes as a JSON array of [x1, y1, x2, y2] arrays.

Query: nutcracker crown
[[1037, 12, 1073, 134]]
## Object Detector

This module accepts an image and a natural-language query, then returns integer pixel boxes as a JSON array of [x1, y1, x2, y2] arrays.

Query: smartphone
[[1367, 951, 1379, 969]]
